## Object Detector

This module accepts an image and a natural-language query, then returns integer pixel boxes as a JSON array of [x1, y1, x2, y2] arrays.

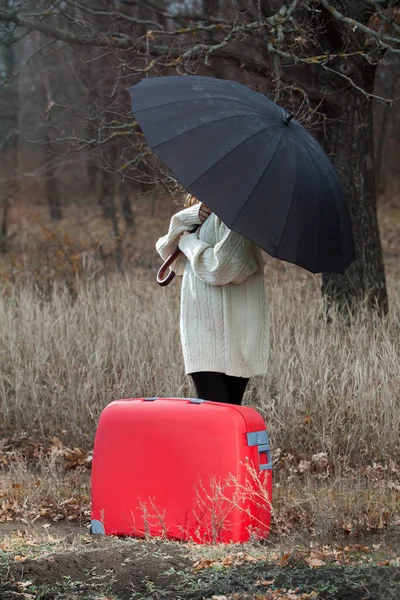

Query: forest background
[[0, 2, 399, 599]]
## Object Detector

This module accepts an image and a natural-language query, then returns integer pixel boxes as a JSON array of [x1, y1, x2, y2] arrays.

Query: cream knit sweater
[[156, 204, 269, 378]]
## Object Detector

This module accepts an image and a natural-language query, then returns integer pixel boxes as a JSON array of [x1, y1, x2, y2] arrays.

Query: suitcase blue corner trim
[[247, 430, 272, 471], [91, 520, 105, 535], [247, 430, 269, 446]]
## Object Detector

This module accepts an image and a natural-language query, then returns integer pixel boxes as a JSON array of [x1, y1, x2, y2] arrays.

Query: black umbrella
[[129, 75, 355, 278]]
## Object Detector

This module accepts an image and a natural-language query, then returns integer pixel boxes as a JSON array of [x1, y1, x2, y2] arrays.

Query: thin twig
[[319, 0, 400, 54], [321, 63, 397, 105], [66, 0, 165, 31]]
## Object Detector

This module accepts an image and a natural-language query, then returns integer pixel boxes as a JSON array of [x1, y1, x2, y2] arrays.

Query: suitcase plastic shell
[[91, 398, 272, 543]]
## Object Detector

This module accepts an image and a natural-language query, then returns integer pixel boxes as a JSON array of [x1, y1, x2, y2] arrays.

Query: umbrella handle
[[157, 247, 181, 287]]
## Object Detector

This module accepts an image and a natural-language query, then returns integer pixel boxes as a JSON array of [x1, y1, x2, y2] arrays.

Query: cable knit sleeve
[[178, 223, 259, 286], [155, 204, 202, 276]]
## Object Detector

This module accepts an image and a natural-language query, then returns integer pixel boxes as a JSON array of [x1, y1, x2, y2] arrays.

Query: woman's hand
[[180, 203, 210, 242], [199, 203, 211, 223]]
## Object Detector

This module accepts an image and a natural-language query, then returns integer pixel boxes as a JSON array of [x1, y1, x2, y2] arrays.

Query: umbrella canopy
[[129, 75, 355, 274]]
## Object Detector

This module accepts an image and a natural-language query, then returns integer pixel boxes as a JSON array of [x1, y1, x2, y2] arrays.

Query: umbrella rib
[[153, 113, 263, 150], [229, 128, 284, 231], [153, 113, 266, 148], [135, 75, 285, 118], [140, 105, 251, 126], [132, 94, 265, 116], [290, 126, 342, 185], [183, 123, 281, 188], [288, 134, 344, 267], [287, 126, 345, 205], [134, 75, 276, 112], [292, 130, 342, 201], [276, 144, 298, 254]]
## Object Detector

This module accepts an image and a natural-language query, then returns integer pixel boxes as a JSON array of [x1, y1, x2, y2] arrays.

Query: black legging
[[190, 371, 249, 406]]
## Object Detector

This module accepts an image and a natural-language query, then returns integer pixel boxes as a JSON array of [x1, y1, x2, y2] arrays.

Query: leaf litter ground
[[1, 524, 399, 600]]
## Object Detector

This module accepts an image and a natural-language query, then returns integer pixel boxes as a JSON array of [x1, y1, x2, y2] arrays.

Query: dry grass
[[0, 198, 399, 547], [0, 267, 399, 466], [0, 456, 90, 526], [272, 470, 400, 542], [0, 196, 173, 295]]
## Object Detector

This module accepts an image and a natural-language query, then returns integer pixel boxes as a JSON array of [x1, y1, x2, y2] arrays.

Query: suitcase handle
[[143, 397, 205, 403], [247, 430, 272, 471], [258, 443, 272, 471]]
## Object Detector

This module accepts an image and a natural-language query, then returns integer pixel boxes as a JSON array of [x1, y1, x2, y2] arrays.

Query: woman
[[156, 196, 269, 405]]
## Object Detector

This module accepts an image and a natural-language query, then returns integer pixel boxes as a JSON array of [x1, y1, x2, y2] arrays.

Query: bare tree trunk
[[98, 168, 114, 220], [320, 64, 388, 315], [87, 152, 100, 199], [0, 197, 10, 254], [375, 100, 391, 195], [116, 137, 134, 230], [375, 61, 399, 194], [0, 40, 19, 252], [308, 1, 389, 316], [100, 168, 123, 272], [119, 177, 135, 231], [34, 33, 62, 221], [44, 133, 62, 221]]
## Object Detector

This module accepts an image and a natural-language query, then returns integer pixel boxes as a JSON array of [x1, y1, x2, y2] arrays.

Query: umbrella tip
[[283, 112, 295, 126]]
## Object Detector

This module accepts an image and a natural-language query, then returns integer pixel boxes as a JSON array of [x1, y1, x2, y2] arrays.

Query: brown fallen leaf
[[304, 555, 325, 568], [277, 551, 293, 566], [194, 558, 214, 571], [255, 578, 275, 586], [14, 555, 27, 562], [345, 544, 371, 554], [15, 581, 33, 589]]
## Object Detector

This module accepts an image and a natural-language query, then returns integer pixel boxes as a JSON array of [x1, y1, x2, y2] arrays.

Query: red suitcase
[[91, 398, 272, 543]]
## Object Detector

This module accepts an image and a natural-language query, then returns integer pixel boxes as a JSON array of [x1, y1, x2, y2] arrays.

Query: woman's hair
[[184, 193, 200, 208]]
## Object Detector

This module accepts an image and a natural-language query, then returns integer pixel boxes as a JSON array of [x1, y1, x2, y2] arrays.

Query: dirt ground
[[1, 522, 399, 600]]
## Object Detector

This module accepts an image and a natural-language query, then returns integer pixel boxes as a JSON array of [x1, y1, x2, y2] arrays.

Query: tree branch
[[320, 0, 400, 54], [321, 63, 397, 105], [0, 10, 133, 48], [120, 0, 174, 19], [66, 1, 165, 31]]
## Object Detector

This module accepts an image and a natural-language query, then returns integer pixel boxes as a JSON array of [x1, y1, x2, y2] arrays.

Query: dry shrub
[[249, 271, 400, 464], [0, 268, 399, 468], [0, 273, 189, 445], [0, 457, 89, 525], [3, 230, 85, 299], [0, 198, 175, 298], [272, 472, 400, 542]]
